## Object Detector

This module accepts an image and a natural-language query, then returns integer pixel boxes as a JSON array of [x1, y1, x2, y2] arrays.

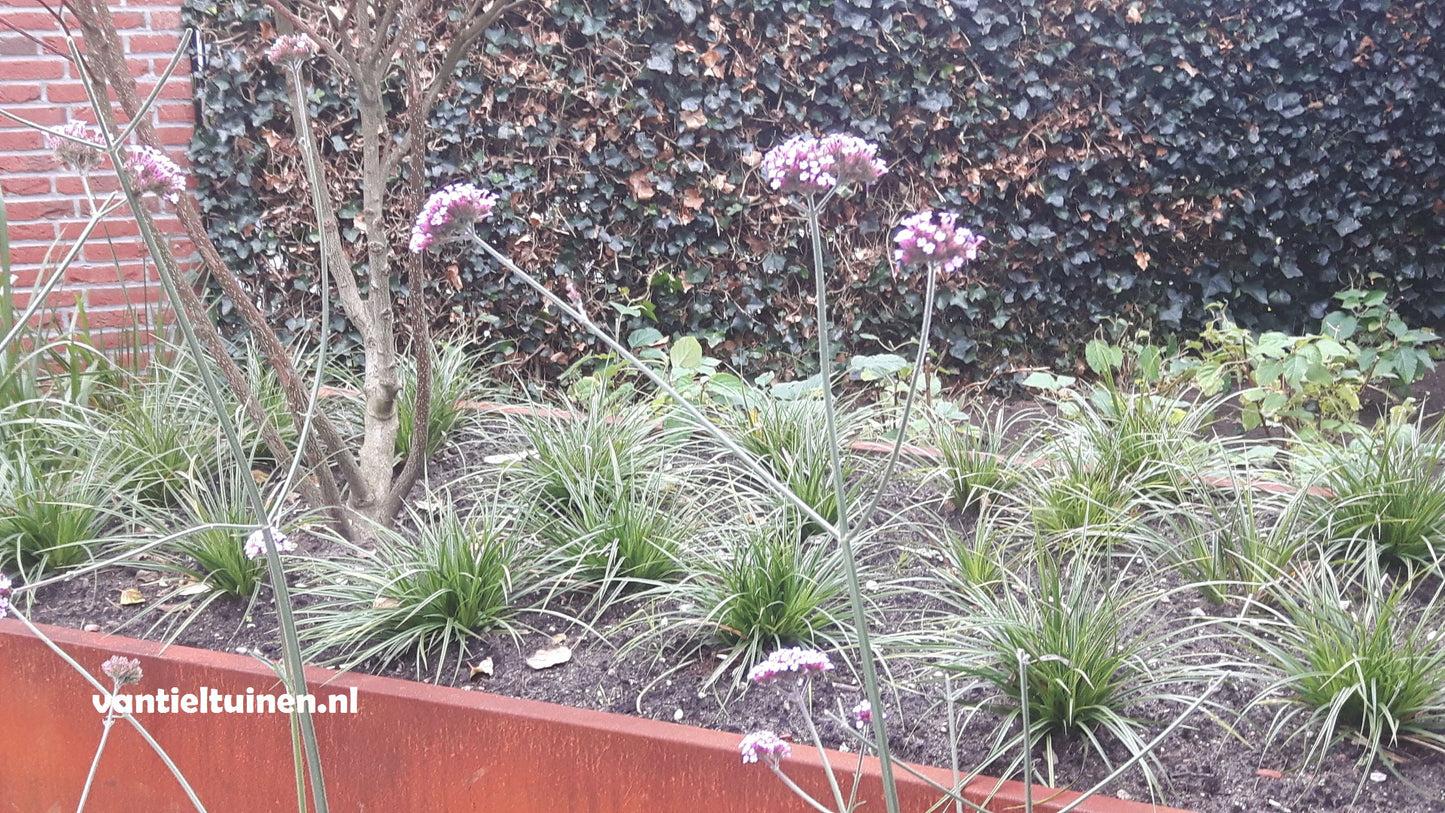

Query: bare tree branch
[[67, 0, 370, 519], [381, 0, 519, 177]]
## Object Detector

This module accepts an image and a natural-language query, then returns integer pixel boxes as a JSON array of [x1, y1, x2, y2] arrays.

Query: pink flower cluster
[[739, 730, 791, 766], [892, 210, 985, 277], [0, 574, 11, 619], [124, 145, 186, 203], [760, 133, 887, 196], [852, 699, 872, 728], [47, 121, 105, 173], [101, 655, 143, 687], [408, 182, 498, 253], [244, 527, 297, 560], [747, 647, 834, 685], [265, 34, 316, 67]]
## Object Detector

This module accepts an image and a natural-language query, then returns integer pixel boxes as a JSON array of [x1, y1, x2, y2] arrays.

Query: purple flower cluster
[[408, 182, 498, 253], [851, 699, 873, 729], [101, 655, 143, 687], [0, 574, 11, 619], [892, 210, 985, 277], [124, 145, 186, 203], [244, 528, 297, 560], [265, 34, 316, 67], [47, 121, 105, 173], [747, 647, 834, 685], [739, 730, 792, 766], [760, 133, 887, 196]]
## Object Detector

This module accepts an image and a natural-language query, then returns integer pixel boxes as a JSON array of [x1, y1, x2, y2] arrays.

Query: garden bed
[[13, 366, 1445, 813]]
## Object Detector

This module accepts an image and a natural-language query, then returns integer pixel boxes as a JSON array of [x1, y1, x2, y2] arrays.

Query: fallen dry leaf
[[526, 643, 572, 670], [470, 658, 495, 679], [680, 110, 708, 130], [119, 588, 145, 606], [627, 170, 655, 201], [372, 596, 401, 610]]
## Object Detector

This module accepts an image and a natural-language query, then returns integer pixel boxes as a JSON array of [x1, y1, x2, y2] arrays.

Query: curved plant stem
[[794, 684, 849, 812], [75, 703, 116, 813], [804, 202, 899, 813], [769, 765, 840, 813]]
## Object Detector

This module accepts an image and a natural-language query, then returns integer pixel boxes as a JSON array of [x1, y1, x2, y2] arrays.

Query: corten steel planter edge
[[0, 620, 1192, 813]]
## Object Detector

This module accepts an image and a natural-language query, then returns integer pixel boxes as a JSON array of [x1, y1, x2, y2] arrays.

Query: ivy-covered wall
[[186, 0, 1445, 377]]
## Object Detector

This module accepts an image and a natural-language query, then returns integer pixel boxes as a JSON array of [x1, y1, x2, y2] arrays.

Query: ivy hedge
[[185, 0, 1445, 378]]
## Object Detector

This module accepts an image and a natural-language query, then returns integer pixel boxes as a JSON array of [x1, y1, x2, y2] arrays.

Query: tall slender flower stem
[[71, 43, 329, 811], [803, 203, 900, 813], [792, 683, 849, 813], [75, 698, 117, 813]]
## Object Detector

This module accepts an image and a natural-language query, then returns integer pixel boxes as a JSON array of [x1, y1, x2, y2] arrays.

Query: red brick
[[0, 83, 41, 103], [1, 106, 65, 125], [75, 286, 165, 309], [82, 239, 155, 262], [0, 35, 40, 56], [5, 222, 55, 241], [0, 12, 63, 29], [66, 262, 158, 284], [0, 128, 45, 151], [7, 241, 69, 264], [125, 34, 180, 53], [41, 81, 92, 103], [2, 58, 65, 80], [148, 9, 182, 29], [0, 176, 52, 195], [74, 307, 154, 329], [107, 12, 145, 28], [5, 198, 74, 221], [153, 124, 193, 146], [59, 218, 139, 240], [156, 103, 193, 123], [0, 154, 59, 173], [55, 174, 121, 195]]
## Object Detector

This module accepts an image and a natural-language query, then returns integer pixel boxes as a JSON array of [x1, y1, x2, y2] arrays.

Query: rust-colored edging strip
[[0, 621, 1191, 813]]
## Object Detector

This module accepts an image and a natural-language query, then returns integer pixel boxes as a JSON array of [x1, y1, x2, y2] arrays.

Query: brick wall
[[0, 0, 194, 351]]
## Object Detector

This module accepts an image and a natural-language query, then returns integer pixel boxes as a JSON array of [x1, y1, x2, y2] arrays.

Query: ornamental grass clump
[[624, 509, 851, 684], [510, 392, 666, 519], [393, 341, 490, 460], [1301, 413, 1445, 565], [0, 456, 106, 578], [539, 471, 693, 592], [1236, 555, 1445, 794], [932, 409, 1035, 513], [299, 501, 527, 680], [913, 558, 1220, 793]]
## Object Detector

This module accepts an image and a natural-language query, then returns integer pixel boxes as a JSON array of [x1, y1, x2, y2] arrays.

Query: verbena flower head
[[124, 145, 186, 203], [47, 121, 105, 173], [761, 133, 886, 196], [0, 574, 11, 619], [408, 182, 498, 253], [244, 527, 297, 560], [892, 210, 985, 277], [739, 730, 791, 766], [101, 655, 143, 687], [266, 34, 316, 67], [852, 699, 873, 729], [747, 647, 834, 685]]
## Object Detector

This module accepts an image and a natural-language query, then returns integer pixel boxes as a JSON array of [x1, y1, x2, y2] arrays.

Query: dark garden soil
[[23, 377, 1445, 813]]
